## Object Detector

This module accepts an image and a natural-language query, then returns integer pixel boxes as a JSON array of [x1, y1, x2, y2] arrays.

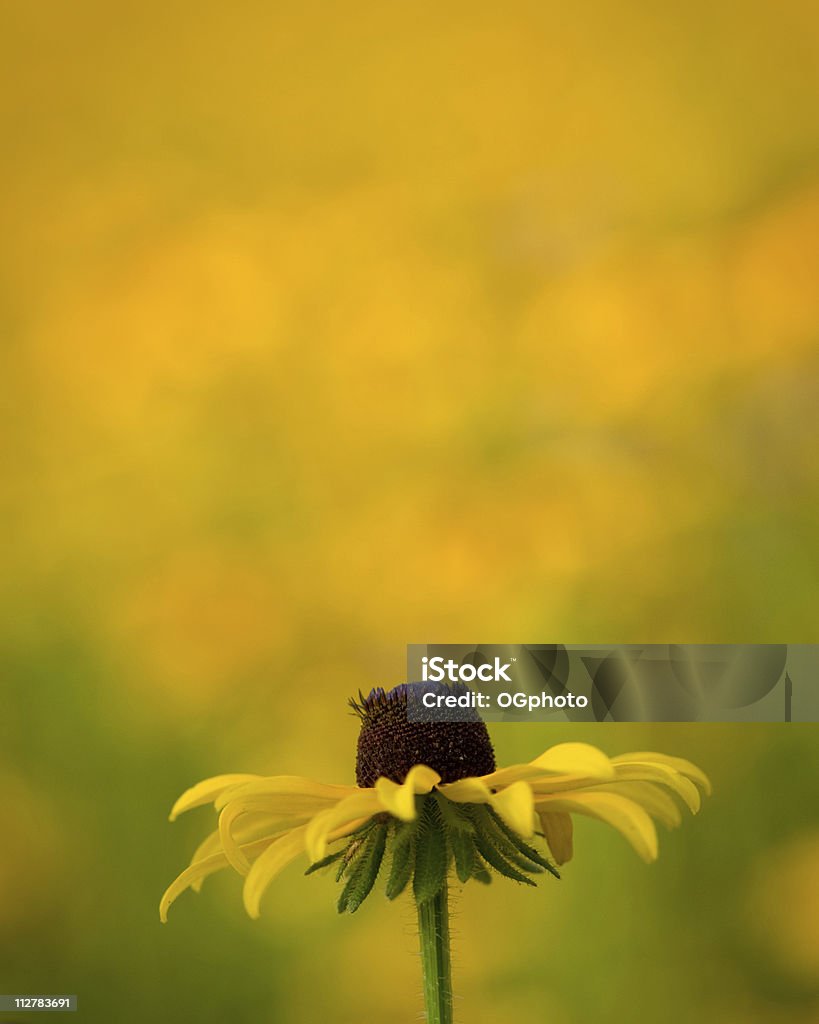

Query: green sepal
[[449, 828, 475, 882], [385, 831, 415, 900], [304, 848, 346, 876], [337, 824, 387, 914], [391, 817, 418, 850], [335, 819, 379, 882], [488, 808, 560, 879], [471, 817, 537, 887], [434, 793, 474, 835], [470, 855, 492, 885], [413, 799, 450, 904], [471, 806, 545, 875], [310, 795, 559, 913], [336, 853, 351, 882]]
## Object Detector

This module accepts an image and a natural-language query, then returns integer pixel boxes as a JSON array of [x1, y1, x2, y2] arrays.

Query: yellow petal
[[325, 816, 373, 844], [528, 760, 701, 811], [169, 774, 261, 821], [188, 831, 223, 892], [528, 774, 612, 796], [375, 765, 441, 820], [436, 777, 494, 804], [243, 826, 310, 919], [305, 790, 382, 861], [538, 811, 574, 865], [491, 781, 536, 837], [219, 803, 314, 875], [160, 835, 276, 922], [213, 776, 354, 812], [190, 830, 222, 865], [530, 743, 616, 780], [586, 781, 683, 829], [612, 752, 712, 795], [535, 791, 659, 862], [611, 762, 701, 813], [213, 795, 327, 820], [161, 853, 228, 922], [478, 764, 553, 788], [438, 777, 535, 836]]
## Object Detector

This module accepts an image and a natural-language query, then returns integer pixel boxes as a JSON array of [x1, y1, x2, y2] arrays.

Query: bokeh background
[[2, 1, 818, 1022]]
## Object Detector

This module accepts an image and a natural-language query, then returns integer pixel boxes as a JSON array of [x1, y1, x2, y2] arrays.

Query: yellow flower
[[160, 685, 710, 922]]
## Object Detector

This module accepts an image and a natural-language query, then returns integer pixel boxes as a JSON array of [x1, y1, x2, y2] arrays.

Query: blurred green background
[[1, 1, 818, 1022]]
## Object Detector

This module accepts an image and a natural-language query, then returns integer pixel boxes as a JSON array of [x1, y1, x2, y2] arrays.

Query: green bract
[[307, 793, 561, 914]]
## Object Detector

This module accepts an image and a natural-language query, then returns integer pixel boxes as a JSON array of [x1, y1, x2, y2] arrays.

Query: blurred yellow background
[[1, 1, 818, 1022]]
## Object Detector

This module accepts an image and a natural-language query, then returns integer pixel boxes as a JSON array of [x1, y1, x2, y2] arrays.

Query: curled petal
[[219, 804, 313, 875], [214, 776, 354, 812], [169, 774, 261, 821], [612, 752, 712, 796], [243, 826, 310, 919], [610, 762, 701, 813], [477, 764, 554, 788], [538, 811, 574, 865], [242, 819, 369, 918], [161, 853, 229, 922], [375, 765, 440, 820], [438, 778, 535, 837], [188, 830, 222, 877], [530, 742, 616, 780], [491, 781, 536, 836], [535, 791, 659, 862], [436, 776, 492, 804], [305, 790, 383, 862], [186, 817, 295, 891], [186, 826, 267, 892], [585, 781, 683, 829], [160, 835, 277, 922], [526, 754, 704, 810], [480, 743, 618, 790]]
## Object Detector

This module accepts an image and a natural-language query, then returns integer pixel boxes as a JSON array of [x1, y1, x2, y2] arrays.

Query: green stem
[[416, 879, 453, 1024]]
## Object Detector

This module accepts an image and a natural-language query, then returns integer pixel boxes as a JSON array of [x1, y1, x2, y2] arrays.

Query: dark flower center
[[352, 683, 496, 788]]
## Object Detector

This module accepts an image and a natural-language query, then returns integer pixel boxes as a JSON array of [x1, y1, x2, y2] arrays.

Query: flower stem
[[417, 879, 453, 1024]]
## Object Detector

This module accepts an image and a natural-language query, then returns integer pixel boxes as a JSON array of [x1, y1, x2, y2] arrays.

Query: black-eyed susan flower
[[161, 683, 710, 1023]]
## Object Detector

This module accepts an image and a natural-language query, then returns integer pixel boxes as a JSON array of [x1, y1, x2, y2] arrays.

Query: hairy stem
[[416, 879, 453, 1024]]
